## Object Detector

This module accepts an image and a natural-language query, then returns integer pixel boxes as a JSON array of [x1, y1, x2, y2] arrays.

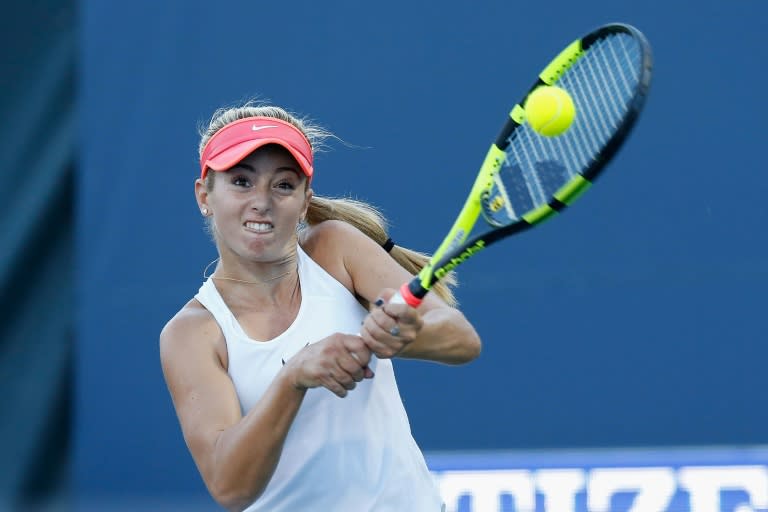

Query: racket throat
[[433, 239, 487, 282]]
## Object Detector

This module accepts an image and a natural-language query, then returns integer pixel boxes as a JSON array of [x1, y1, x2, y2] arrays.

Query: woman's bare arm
[[160, 304, 371, 511], [302, 220, 481, 364]]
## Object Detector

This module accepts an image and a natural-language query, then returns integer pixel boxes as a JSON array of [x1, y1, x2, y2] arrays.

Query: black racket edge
[[406, 23, 653, 300]]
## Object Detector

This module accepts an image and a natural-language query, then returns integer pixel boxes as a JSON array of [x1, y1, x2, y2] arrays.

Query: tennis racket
[[394, 22, 653, 307]]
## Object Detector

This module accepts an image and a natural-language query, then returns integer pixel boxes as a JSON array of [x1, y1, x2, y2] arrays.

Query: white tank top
[[194, 246, 443, 511]]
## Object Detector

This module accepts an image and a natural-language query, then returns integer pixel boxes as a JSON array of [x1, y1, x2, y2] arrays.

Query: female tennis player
[[159, 102, 481, 511]]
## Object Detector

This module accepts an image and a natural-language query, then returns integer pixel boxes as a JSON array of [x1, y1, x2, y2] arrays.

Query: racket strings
[[484, 32, 643, 226]]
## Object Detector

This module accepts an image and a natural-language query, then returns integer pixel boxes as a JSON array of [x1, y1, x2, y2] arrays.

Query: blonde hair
[[198, 101, 458, 306]]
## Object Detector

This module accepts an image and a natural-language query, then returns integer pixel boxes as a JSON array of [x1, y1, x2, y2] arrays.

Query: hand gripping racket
[[393, 23, 653, 307]]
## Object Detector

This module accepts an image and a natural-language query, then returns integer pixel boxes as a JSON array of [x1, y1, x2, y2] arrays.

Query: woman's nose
[[248, 185, 271, 212]]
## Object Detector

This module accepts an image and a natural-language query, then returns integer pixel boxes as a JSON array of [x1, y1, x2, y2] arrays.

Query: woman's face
[[201, 144, 311, 262]]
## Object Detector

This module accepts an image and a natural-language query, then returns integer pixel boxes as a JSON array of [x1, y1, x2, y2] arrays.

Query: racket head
[[482, 22, 652, 228], [407, 23, 653, 303]]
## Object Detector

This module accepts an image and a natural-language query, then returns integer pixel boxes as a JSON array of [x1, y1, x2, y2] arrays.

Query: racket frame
[[397, 23, 653, 307]]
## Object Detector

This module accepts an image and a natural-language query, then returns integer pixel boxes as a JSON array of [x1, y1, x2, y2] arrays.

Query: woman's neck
[[206, 248, 299, 303]]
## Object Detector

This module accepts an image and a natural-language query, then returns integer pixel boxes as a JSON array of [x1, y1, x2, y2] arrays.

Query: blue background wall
[[77, 0, 768, 505]]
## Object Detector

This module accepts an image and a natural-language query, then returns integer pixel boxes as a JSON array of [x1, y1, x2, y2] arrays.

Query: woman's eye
[[276, 181, 296, 191], [232, 176, 250, 187]]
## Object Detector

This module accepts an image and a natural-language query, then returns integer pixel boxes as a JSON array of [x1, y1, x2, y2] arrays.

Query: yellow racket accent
[[510, 104, 526, 124], [539, 39, 584, 85], [554, 175, 592, 205], [522, 203, 557, 224]]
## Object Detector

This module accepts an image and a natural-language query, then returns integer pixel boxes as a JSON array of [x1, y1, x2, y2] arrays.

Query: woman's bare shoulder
[[300, 219, 361, 249], [160, 299, 225, 364]]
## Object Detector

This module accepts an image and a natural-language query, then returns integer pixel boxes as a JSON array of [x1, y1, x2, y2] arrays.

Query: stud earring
[[201, 207, 209, 215]]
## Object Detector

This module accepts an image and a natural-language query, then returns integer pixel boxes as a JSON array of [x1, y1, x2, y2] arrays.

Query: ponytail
[[305, 196, 458, 307]]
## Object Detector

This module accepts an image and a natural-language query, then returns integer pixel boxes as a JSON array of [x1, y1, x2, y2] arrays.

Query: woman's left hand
[[360, 288, 423, 359]]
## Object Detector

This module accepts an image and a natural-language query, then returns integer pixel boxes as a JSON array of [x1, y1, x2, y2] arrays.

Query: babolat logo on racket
[[435, 240, 486, 279]]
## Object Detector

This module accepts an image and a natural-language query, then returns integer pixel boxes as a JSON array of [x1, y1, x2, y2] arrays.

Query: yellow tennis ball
[[524, 85, 576, 137]]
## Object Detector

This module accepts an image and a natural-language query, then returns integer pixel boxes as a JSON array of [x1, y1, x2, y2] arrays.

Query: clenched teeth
[[245, 222, 273, 232]]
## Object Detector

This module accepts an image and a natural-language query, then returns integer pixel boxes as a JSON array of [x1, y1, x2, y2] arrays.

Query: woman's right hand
[[284, 334, 375, 398]]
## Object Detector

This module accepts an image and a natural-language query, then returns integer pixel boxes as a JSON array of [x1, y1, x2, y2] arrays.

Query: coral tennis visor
[[199, 116, 314, 180]]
